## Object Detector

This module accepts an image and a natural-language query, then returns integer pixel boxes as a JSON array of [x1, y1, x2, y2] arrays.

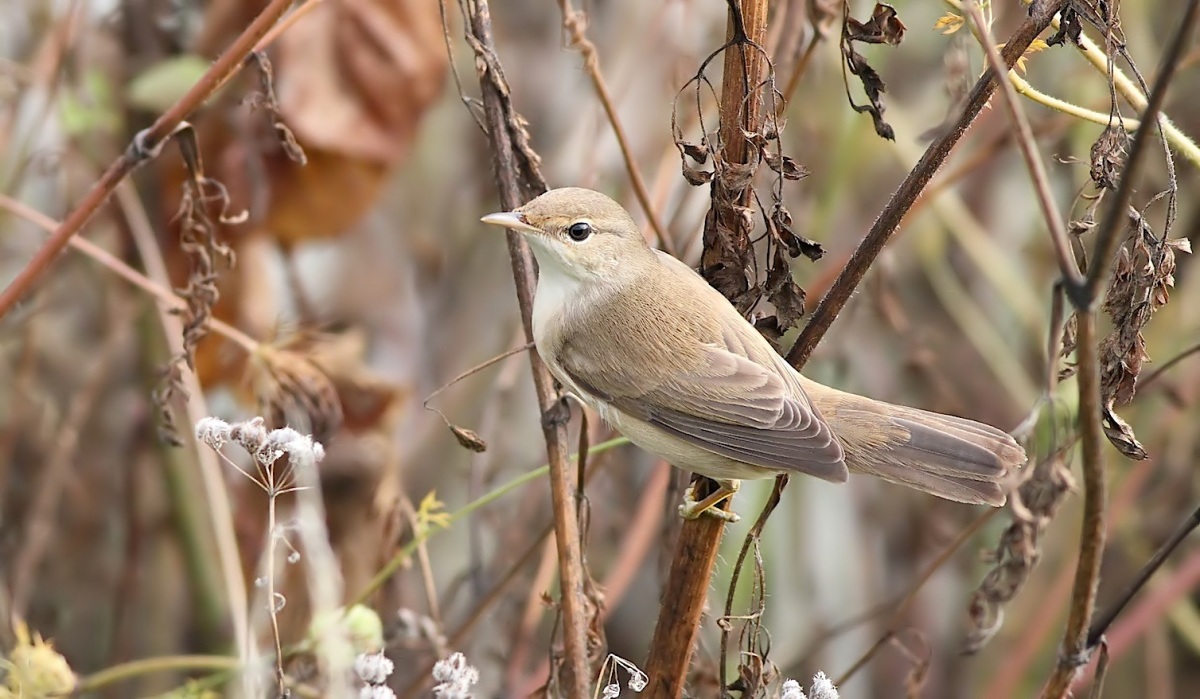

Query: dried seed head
[[1089, 125, 1129, 190], [250, 344, 344, 443]]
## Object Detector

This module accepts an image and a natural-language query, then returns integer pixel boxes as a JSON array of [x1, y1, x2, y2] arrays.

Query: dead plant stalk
[[644, 0, 770, 695], [1042, 0, 1200, 694], [461, 0, 592, 695]]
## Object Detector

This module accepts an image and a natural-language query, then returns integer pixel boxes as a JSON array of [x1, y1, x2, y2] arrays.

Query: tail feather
[[800, 377, 1028, 506], [865, 458, 1008, 506], [822, 409, 1025, 507]]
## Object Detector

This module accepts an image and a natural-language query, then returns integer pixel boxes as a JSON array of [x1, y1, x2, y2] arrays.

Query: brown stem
[[462, 1, 592, 695], [644, 2, 769, 696], [557, 0, 674, 255], [1041, 312, 1106, 697], [785, 0, 1070, 369], [0, 0, 296, 320], [1042, 4, 1198, 694], [961, 0, 1081, 285]]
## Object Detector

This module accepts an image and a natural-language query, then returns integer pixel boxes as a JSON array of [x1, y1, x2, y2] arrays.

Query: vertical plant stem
[[644, 1, 768, 696], [1043, 2, 1199, 694], [1041, 312, 1106, 698], [462, 1, 592, 695]]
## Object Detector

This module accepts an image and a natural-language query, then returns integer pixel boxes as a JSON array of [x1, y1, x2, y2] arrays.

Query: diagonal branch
[[0, 0, 297, 320], [785, 0, 1071, 369]]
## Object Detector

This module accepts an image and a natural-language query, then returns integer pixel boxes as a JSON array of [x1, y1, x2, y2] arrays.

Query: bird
[[481, 187, 1026, 521]]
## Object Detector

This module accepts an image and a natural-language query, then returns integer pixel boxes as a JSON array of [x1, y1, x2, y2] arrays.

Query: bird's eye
[[566, 222, 592, 242]]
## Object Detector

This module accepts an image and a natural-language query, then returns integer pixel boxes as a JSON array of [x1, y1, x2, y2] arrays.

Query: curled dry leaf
[[1090, 125, 1130, 191], [763, 151, 810, 181], [1101, 406, 1148, 460], [844, 2, 907, 45], [966, 447, 1075, 653], [764, 246, 807, 333], [1096, 219, 1189, 458], [449, 424, 487, 453], [682, 161, 714, 186], [718, 155, 759, 195], [770, 204, 825, 261], [250, 344, 345, 444], [1047, 6, 1084, 47], [678, 140, 709, 164], [839, 3, 901, 141]]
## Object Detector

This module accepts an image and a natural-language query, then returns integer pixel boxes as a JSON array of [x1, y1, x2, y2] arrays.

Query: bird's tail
[[802, 379, 1026, 506]]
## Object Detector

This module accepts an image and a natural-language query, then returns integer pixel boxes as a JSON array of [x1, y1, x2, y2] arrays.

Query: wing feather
[[561, 342, 847, 482]]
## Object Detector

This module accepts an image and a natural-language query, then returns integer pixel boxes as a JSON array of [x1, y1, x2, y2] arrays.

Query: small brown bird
[[482, 188, 1025, 521]]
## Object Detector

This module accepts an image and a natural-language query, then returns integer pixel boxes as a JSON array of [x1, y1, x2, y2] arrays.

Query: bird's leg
[[678, 478, 741, 522]]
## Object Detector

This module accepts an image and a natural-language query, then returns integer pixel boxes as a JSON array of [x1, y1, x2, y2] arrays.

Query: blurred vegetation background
[[0, 0, 1197, 697]]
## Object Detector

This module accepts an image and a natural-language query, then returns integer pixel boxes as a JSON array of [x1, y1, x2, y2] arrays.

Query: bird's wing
[[558, 333, 848, 482]]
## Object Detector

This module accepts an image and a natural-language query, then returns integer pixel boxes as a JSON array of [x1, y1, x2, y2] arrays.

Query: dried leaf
[[770, 204, 825, 261], [845, 3, 906, 45], [841, 41, 896, 140], [753, 315, 784, 349], [1101, 405, 1148, 460], [1090, 125, 1130, 190], [718, 158, 758, 194], [1099, 219, 1187, 408], [764, 246, 807, 332], [1047, 7, 1083, 47], [678, 140, 709, 164], [682, 161, 713, 186], [251, 345, 345, 443], [449, 424, 487, 453], [761, 115, 786, 141], [763, 151, 810, 181]]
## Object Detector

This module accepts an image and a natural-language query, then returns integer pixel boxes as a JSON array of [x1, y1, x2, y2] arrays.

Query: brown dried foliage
[[1097, 216, 1190, 459], [966, 447, 1076, 653], [840, 2, 906, 141]]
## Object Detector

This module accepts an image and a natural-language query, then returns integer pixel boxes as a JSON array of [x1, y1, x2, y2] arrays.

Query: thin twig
[[460, 0, 593, 693], [785, 0, 1071, 369], [0, 0, 296, 320], [961, 0, 1080, 285], [0, 192, 259, 354], [557, 0, 674, 255], [1085, 505, 1200, 649]]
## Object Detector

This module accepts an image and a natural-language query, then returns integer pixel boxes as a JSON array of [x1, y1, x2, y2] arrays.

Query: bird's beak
[[480, 211, 541, 236]]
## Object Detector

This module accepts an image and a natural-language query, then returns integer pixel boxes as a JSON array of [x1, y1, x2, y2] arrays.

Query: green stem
[[349, 437, 630, 607], [75, 655, 241, 693]]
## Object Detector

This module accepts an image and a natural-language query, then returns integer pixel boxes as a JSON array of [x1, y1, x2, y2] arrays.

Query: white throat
[[527, 239, 586, 345]]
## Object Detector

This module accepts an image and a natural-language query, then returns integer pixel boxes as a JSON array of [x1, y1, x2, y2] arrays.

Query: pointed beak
[[480, 211, 541, 236]]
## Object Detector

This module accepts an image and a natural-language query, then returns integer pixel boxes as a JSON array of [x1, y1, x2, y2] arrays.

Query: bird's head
[[480, 188, 653, 283]]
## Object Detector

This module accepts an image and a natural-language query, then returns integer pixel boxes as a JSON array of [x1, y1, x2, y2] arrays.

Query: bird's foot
[[678, 480, 741, 522]]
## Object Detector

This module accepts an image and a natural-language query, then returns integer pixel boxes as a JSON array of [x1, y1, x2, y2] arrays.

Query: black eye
[[566, 222, 592, 241]]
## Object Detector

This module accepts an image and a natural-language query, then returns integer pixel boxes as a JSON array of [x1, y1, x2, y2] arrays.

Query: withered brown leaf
[[1101, 405, 1148, 460], [763, 152, 810, 181], [770, 204, 825, 261], [764, 246, 807, 332], [845, 2, 907, 45]]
